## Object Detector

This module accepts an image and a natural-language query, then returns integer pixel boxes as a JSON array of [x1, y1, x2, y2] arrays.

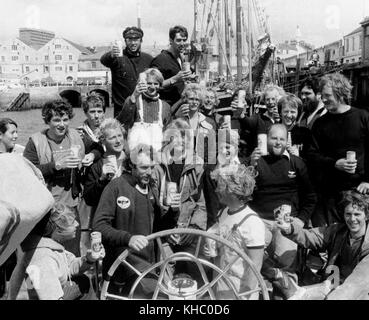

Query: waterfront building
[[343, 27, 363, 64], [18, 28, 55, 50]]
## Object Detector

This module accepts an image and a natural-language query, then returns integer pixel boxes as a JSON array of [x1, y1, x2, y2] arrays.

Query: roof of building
[[14, 38, 37, 50], [344, 26, 362, 37], [63, 38, 93, 55], [277, 43, 297, 51], [17, 38, 44, 50]]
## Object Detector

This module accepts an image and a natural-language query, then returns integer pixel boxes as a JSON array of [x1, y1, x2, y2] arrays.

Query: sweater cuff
[[122, 232, 133, 246]]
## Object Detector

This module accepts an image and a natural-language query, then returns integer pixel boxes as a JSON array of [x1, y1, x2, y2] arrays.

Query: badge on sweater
[[117, 196, 131, 209]]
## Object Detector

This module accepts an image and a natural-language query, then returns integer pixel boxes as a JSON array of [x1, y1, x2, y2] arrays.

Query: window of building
[[360, 36, 363, 50], [346, 59, 349, 63], [55, 55, 62, 61], [69, 66, 73, 72], [352, 38, 355, 51], [45, 55, 49, 61], [69, 55, 73, 61], [55, 66, 63, 71], [44, 66, 49, 73], [91, 61, 97, 68], [1, 56, 5, 62], [25, 55, 29, 62], [55, 44, 62, 49], [11, 56, 18, 61], [11, 45, 17, 51], [333, 50, 336, 55], [352, 58, 355, 63], [25, 66, 30, 72]]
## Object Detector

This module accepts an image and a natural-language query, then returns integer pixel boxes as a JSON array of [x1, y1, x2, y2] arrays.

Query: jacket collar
[[124, 48, 141, 58]]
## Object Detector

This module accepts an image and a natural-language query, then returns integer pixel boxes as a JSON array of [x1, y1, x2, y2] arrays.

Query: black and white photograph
[[1, 0, 369, 310]]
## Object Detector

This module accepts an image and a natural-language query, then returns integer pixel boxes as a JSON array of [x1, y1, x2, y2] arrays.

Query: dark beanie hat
[[123, 27, 144, 39]]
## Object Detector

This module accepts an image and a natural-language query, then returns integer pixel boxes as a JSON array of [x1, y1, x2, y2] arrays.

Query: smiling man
[[151, 25, 192, 106], [308, 73, 369, 225], [248, 124, 316, 299], [23, 100, 86, 256], [277, 190, 369, 300], [100, 26, 153, 117], [116, 68, 172, 151], [93, 144, 161, 297]]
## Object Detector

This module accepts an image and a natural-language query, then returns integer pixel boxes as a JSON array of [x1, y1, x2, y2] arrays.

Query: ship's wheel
[[100, 228, 269, 300]]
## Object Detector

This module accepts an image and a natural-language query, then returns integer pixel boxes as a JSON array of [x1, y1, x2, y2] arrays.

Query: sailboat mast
[[248, 0, 253, 96], [217, 0, 224, 77], [193, 0, 198, 43], [236, 0, 243, 84], [224, 0, 231, 79]]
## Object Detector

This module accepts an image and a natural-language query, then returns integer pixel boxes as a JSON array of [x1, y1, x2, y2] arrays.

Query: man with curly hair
[[23, 100, 86, 256], [308, 73, 369, 225], [277, 190, 369, 300], [205, 164, 265, 300]]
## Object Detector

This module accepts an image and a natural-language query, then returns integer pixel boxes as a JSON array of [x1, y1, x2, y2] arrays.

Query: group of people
[[1, 23, 369, 301]]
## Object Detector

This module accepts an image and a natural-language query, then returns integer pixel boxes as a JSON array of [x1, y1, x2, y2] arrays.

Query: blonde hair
[[97, 118, 126, 142], [211, 164, 257, 202]]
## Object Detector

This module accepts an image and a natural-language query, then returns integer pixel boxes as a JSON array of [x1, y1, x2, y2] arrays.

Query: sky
[[0, 0, 368, 48]]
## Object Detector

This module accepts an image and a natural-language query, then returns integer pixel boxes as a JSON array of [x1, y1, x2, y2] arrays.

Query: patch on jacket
[[117, 196, 131, 210]]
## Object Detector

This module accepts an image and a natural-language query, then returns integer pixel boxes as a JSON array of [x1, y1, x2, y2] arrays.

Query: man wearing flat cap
[[101, 27, 153, 118]]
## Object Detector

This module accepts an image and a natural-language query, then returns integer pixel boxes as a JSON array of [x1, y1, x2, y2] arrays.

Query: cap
[[123, 27, 144, 39]]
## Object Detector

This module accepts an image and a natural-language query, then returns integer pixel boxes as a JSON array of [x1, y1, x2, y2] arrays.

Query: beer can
[[166, 182, 178, 206], [346, 151, 356, 174], [139, 72, 147, 84], [103, 155, 118, 171], [274, 204, 292, 223], [346, 151, 356, 162], [258, 134, 268, 156], [238, 90, 246, 109], [223, 115, 231, 126], [182, 62, 191, 72], [114, 40, 123, 57], [90, 231, 102, 257], [205, 237, 218, 258]]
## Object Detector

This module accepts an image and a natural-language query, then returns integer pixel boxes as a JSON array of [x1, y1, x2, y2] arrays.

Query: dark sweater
[[239, 113, 277, 156], [249, 154, 317, 223], [151, 50, 184, 106], [83, 158, 109, 208], [290, 124, 313, 161], [100, 49, 153, 111], [308, 107, 369, 194], [93, 173, 160, 276]]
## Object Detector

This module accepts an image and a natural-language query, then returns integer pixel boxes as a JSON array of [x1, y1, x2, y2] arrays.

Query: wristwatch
[[55, 161, 62, 171]]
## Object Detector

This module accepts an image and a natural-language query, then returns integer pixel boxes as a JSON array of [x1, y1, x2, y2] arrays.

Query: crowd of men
[[1, 24, 369, 301]]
